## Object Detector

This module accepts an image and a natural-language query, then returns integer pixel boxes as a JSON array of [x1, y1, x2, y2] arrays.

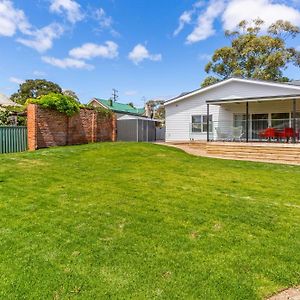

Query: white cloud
[[223, 0, 300, 31], [42, 41, 119, 70], [0, 1, 64, 52], [94, 8, 119, 37], [128, 44, 162, 65], [17, 23, 64, 53], [124, 90, 138, 96], [95, 8, 112, 29], [176, 0, 300, 43], [50, 0, 84, 23], [9, 76, 24, 84], [174, 11, 193, 36], [186, 0, 225, 44], [42, 56, 94, 70], [33, 70, 46, 77], [198, 53, 212, 61], [69, 41, 119, 60], [0, 0, 30, 36], [174, 1, 204, 36]]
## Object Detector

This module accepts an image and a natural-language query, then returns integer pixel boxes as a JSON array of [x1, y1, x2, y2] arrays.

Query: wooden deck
[[161, 141, 300, 165], [206, 142, 300, 164]]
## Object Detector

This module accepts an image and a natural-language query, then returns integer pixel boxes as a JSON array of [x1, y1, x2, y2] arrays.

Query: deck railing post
[[246, 102, 249, 143], [207, 104, 210, 142], [292, 99, 297, 144]]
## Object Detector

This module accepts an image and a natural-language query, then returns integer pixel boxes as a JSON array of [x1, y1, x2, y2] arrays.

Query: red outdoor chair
[[277, 127, 296, 142], [259, 128, 276, 140]]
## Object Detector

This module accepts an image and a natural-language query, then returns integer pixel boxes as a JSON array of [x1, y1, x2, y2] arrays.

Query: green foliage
[[0, 106, 26, 126], [127, 102, 135, 108], [27, 93, 80, 116], [201, 76, 221, 88], [0, 143, 300, 298], [202, 19, 300, 86], [84, 104, 114, 118], [11, 79, 62, 105], [146, 99, 165, 120], [63, 90, 80, 103], [0, 110, 11, 125]]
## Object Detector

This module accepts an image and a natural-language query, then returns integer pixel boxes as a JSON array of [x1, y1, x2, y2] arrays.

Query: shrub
[[84, 104, 114, 118], [0, 106, 27, 126], [27, 93, 80, 116]]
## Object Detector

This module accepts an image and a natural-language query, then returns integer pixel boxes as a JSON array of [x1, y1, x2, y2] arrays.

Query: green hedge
[[26, 93, 80, 116], [26, 93, 114, 118]]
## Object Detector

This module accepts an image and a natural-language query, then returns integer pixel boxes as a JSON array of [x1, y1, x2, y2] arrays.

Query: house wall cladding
[[27, 104, 116, 150]]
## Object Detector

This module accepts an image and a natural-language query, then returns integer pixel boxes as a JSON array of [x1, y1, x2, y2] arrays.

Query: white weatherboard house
[[164, 78, 300, 143]]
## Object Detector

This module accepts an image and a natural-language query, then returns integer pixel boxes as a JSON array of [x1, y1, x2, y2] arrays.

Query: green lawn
[[0, 143, 300, 299]]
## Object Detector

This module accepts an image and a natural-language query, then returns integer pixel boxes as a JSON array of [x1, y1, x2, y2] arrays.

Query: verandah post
[[207, 104, 210, 142], [246, 102, 249, 143], [292, 99, 297, 144]]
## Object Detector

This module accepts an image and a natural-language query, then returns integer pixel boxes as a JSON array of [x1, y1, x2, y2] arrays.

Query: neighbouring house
[[88, 98, 163, 142], [0, 93, 19, 109], [0, 94, 22, 126], [164, 78, 300, 143], [89, 98, 145, 117]]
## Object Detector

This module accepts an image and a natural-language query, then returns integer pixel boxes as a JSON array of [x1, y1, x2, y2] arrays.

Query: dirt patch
[[267, 287, 300, 300]]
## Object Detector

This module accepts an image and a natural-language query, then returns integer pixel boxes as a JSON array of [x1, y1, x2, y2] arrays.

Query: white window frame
[[191, 115, 212, 133]]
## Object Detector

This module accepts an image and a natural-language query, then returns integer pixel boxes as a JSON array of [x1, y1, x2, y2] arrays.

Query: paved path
[[267, 287, 300, 300]]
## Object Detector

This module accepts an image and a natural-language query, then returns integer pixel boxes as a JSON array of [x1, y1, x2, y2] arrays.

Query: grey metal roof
[[0, 93, 18, 106], [165, 77, 300, 104], [287, 80, 300, 86]]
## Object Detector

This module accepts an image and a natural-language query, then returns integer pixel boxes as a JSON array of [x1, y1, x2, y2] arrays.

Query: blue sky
[[1, 0, 300, 107]]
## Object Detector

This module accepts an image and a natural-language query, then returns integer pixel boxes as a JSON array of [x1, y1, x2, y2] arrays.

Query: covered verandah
[[206, 95, 300, 143]]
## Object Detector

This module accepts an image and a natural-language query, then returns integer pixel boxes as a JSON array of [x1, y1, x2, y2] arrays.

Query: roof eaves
[[164, 78, 235, 106], [164, 77, 300, 106], [206, 94, 300, 104]]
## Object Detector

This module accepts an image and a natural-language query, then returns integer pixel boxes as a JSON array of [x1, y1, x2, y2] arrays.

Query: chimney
[[108, 99, 113, 107]]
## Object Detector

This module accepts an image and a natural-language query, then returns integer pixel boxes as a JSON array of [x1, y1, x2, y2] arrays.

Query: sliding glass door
[[271, 113, 290, 129], [252, 114, 268, 140]]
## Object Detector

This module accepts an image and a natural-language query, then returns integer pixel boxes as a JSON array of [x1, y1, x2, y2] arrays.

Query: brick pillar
[[112, 113, 117, 142], [92, 111, 97, 143], [27, 104, 38, 151], [66, 116, 70, 145]]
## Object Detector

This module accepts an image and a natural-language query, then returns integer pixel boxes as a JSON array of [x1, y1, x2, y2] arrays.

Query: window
[[234, 114, 246, 128], [191, 115, 212, 133], [271, 113, 290, 129]]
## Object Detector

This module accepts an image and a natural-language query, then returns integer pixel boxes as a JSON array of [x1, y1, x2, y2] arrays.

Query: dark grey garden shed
[[117, 115, 161, 142]]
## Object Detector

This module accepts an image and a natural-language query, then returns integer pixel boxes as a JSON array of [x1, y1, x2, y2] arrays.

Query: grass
[[0, 142, 300, 299]]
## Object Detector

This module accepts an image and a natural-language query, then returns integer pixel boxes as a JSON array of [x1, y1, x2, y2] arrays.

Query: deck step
[[205, 143, 300, 163]]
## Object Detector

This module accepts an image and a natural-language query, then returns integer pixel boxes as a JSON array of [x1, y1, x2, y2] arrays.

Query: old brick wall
[[96, 114, 116, 142], [68, 109, 95, 145], [27, 104, 116, 150]]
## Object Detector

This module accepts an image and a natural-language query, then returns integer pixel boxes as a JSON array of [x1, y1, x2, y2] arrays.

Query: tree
[[201, 76, 220, 88], [0, 106, 26, 126], [202, 19, 300, 87], [63, 90, 80, 103], [10, 79, 62, 105], [127, 102, 135, 108], [146, 99, 165, 120]]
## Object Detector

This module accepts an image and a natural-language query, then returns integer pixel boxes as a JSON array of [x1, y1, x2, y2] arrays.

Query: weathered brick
[[27, 104, 116, 150]]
